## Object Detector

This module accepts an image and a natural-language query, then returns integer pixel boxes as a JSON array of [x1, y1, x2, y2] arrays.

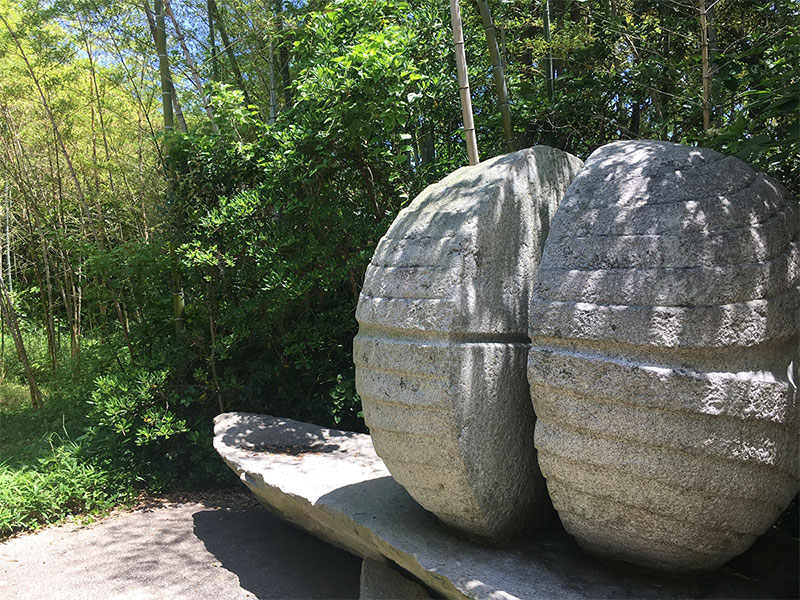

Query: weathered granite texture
[[528, 140, 800, 572], [213, 412, 798, 599], [354, 146, 584, 543]]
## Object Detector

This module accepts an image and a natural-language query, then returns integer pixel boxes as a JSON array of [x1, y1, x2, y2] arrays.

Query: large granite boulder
[[528, 140, 800, 571], [354, 146, 583, 543]]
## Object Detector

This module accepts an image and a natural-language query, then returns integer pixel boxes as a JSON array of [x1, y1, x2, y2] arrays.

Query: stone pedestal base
[[213, 412, 797, 600], [360, 558, 430, 599]]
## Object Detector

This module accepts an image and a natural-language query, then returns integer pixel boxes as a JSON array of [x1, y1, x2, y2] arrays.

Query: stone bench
[[213, 412, 797, 599]]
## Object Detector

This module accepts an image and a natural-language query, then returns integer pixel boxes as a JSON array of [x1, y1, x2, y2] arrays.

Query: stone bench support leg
[[359, 558, 431, 599]]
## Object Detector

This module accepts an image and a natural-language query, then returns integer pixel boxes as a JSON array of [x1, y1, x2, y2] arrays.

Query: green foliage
[[89, 368, 183, 445], [0, 330, 236, 537], [83, 357, 230, 490], [498, 0, 798, 194], [165, 0, 474, 432], [0, 375, 132, 537], [706, 32, 799, 192], [0, 443, 129, 537]]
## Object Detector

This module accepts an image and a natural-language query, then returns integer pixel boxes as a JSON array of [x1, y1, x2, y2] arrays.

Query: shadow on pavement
[[192, 504, 361, 599]]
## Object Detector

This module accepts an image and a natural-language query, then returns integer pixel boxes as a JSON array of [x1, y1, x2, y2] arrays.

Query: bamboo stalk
[[164, 0, 219, 133], [208, 0, 219, 80], [268, 32, 277, 123], [0, 274, 41, 409], [449, 0, 479, 165], [543, 0, 555, 101], [0, 225, 41, 408], [209, 0, 252, 105], [477, 0, 515, 151], [274, 0, 293, 108], [143, 0, 188, 133], [699, 0, 712, 130], [4, 179, 10, 294], [154, 0, 186, 339]]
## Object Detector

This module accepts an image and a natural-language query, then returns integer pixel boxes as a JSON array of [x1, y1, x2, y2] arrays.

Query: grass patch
[[0, 447, 131, 537], [0, 379, 135, 538], [0, 326, 237, 538], [0, 381, 64, 468]]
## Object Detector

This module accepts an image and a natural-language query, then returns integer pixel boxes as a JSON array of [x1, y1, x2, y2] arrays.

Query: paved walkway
[[0, 492, 361, 599]]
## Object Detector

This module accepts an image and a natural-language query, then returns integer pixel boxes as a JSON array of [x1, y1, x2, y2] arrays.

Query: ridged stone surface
[[354, 146, 584, 543], [528, 140, 800, 572]]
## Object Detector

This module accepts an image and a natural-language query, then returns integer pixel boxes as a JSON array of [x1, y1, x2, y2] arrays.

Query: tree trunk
[[630, 101, 641, 137], [268, 33, 277, 123], [629, 0, 644, 138], [500, 25, 507, 69], [114, 298, 134, 358], [208, 281, 224, 414], [707, 0, 719, 122], [0, 268, 41, 410], [274, 0, 293, 108], [542, 0, 555, 101], [209, 0, 252, 105], [476, 0, 515, 151], [421, 119, 435, 165], [137, 109, 150, 241], [699, 0, 712, 130], [449, 0, 479, 165], [4, 180, 10, 294], [659, 1, 671, 139], [154, 0, 186, 339], [24, 195, 58, 372], [0, 183, 5, 381], [208, 0, 219, 80], [90, 66, 100, 195], [57, 268, 79, 358], [143, 0, 189, 133], [155, 0, 174, 146], [164, 0, 219, 133]]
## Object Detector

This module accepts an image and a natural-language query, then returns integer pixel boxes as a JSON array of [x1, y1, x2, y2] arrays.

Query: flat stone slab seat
[[213, 412, 798, 600]]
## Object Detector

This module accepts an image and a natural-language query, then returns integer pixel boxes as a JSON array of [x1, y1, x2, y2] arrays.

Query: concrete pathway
[[0, 492, 361, 599]]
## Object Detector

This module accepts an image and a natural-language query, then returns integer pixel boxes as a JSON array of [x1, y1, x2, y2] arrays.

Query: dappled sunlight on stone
[[354, 146, 583, 543], [213, 412, 796, 599], [528, 140, 799, 573]]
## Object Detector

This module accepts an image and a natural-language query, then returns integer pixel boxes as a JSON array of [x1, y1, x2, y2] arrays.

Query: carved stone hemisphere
[[355, 146, 584, 543], [528, 140, 799, 571]]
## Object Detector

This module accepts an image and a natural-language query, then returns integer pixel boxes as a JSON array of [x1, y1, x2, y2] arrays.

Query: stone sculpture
[[528, 140, 799, 571], [354, 146, 584, 543]]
